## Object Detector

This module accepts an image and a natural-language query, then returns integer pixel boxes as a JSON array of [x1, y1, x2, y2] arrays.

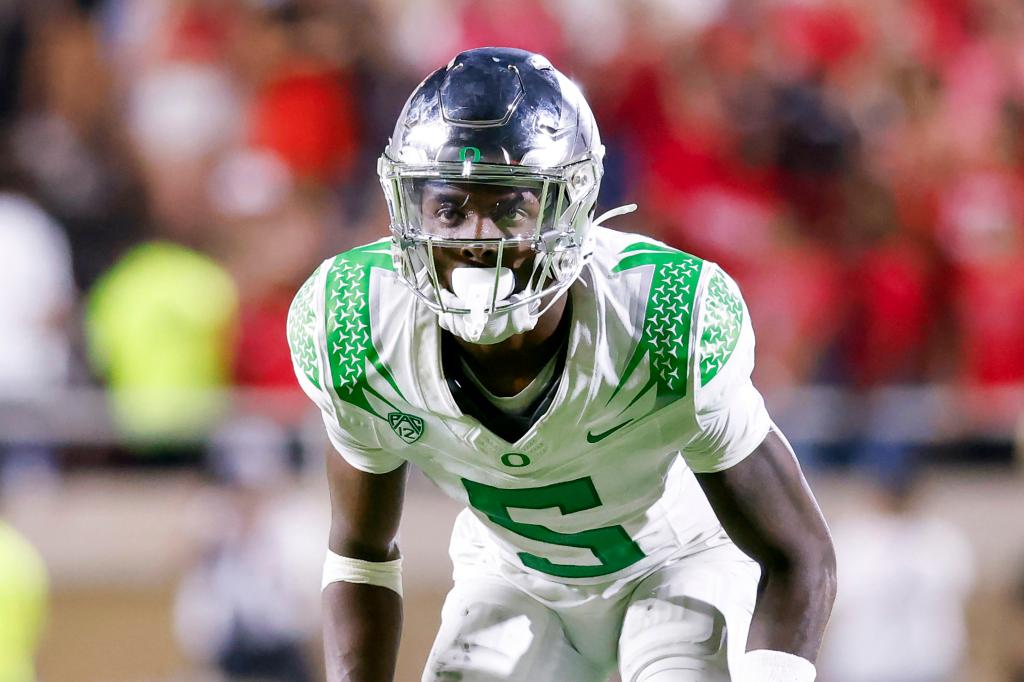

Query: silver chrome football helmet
[[378, 47, 632, 344]]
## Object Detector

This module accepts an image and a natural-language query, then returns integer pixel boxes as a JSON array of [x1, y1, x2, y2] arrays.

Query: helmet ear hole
[[568, 166, 596, 202]]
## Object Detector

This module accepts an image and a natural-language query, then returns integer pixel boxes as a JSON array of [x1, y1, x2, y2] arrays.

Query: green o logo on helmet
[[458, 146, 482, 162]]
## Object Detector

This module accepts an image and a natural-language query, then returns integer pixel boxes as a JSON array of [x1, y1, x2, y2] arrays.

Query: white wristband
[[322, 549, 403, 597], [736, 650, 816, 682]]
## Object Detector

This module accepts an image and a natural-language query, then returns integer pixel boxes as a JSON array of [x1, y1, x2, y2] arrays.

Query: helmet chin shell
[[378, 47, 603, 323]]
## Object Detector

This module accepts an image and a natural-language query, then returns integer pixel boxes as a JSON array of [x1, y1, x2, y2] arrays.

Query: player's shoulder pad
[[607, 234, 706, 402], [694, 264, 747, 387], [319, 239, 407, 421], [287, 238, 396, 391]]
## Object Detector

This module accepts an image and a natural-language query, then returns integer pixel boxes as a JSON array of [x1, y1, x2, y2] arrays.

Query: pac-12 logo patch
[[388, 411, 424, 444]]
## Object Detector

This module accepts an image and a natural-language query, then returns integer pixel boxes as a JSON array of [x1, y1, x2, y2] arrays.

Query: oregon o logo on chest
[[500, 452, 531, 468], [387, 412, 424, 444]]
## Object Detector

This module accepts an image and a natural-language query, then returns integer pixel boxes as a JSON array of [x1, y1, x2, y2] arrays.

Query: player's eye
[[434, 205, 464, 225], [494, 199, 529, 223]]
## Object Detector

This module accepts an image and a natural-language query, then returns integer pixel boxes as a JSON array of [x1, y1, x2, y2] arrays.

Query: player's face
[[418, 181, 541, 291]]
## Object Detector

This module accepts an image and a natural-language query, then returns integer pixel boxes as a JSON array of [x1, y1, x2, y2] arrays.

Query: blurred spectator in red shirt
[[936, 164, 1024, 385], [232, 3, 359, 184], [846, 237, 935, 386], [742, 219, 845, 390], [249, 66, 357, 183], [841, 171, 938, 387]]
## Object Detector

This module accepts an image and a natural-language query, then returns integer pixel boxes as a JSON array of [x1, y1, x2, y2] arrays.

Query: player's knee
[[426, 601, 539, 681], [619, 596, 728, 682], [621, 595, 726, 655]]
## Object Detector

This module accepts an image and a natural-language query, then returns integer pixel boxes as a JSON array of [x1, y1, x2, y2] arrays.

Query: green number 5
[[461, 476, 645, 579]]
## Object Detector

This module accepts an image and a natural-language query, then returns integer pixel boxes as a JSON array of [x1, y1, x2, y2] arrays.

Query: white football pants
[[422, 534, 759, 681]]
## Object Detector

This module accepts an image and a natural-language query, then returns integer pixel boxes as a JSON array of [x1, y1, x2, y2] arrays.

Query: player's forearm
[[695, 429, 838, 662], [323, 581, 403, 682], [746, 547, 837, 661]]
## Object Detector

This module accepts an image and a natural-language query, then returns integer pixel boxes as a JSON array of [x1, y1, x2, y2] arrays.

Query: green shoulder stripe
[[610, 242, 703, 412], [324, 240, 404, 420], [699, 270, 744, 386], [287, 263, 324, 389]]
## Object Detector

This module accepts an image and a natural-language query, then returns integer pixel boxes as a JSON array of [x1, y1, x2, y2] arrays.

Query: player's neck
[[449, 294, 570, 397]]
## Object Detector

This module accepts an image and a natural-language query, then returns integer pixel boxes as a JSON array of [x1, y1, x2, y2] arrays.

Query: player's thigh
[[618, 543, 759, 682], [422, 577, 599, 682]]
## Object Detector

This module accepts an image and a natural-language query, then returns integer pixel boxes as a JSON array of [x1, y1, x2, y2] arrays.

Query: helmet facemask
[[379, 155, 601, 343]]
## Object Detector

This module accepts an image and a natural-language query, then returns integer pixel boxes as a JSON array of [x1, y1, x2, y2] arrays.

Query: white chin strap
[[437, 267, 541, 345]]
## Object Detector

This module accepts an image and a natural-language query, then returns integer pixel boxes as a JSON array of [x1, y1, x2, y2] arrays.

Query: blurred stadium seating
[[1, 0, 1024, 680]]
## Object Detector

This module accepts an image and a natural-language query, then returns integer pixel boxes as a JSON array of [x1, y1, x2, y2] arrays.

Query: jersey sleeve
[[681, 265, 772, 473], [286, 262, 405, 474]]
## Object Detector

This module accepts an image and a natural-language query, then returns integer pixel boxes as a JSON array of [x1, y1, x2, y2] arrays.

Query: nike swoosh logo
[[586, 419, 634, 444]]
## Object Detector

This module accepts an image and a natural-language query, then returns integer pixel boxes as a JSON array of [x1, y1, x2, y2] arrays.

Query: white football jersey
[[288, 226, 771, 584]]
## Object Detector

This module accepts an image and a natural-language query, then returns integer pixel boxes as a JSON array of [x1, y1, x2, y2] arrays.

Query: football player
[[288, 47, 836, 681]]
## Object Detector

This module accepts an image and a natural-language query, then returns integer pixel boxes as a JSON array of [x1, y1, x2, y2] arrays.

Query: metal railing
[[1, 384, 1021, 450]]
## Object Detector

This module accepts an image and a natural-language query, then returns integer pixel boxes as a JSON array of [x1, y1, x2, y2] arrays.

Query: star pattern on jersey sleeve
[[644, 260, 702, 394], [610, 241, 704, 415], [328, 261, 368, 389], [286, 263, 323, 389], [322, 240, 405, 420], [698, 270, 744, 386]]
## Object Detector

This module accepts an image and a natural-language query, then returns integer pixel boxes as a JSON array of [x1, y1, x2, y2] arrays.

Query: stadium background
[[1, 0, 1023, 680]]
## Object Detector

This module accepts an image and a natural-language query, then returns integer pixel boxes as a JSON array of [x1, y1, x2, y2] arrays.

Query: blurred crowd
[[2, 0, 1024, 454]]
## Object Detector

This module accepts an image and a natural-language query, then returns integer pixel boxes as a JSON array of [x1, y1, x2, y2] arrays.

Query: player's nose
[[458, 215, 502, 265], [459, 242, 500, 267]]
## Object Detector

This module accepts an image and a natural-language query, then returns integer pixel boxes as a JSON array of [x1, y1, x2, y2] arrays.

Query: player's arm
[[287, 262, 410, 680], [682, 266, 835, 679], [696, 428, 836, 663], [323, 451, 408, 682]]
